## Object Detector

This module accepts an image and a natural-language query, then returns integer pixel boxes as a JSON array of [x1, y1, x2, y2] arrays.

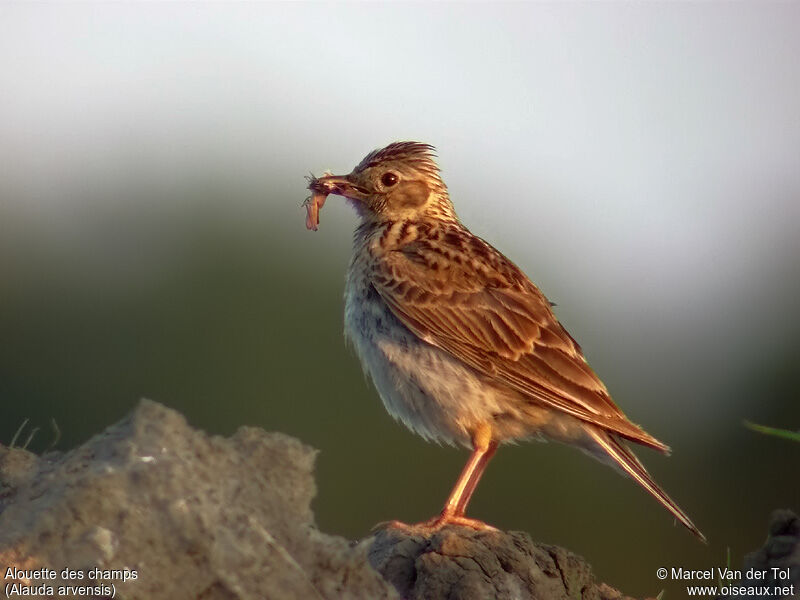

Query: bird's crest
[[355, 142, 440, 176]]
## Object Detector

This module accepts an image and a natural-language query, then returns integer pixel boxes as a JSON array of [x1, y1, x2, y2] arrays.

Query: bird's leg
[[434, 424, 499, 528], [450, 438, 499, 518], [378, 424, 500, 532]]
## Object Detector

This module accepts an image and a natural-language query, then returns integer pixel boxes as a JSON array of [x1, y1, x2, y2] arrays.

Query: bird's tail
[[586, 427, 707, 543]]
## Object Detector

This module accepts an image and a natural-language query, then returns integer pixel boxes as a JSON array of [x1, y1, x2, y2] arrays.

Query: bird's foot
[[373, 511, 498, 533]]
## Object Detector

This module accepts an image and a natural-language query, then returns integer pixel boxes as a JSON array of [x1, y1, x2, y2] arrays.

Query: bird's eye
[[381, 172, 399, 187]]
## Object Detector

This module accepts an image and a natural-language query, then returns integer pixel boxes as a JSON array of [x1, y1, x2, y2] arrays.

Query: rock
[[0, 400, 396, 600], [369, 526, 635, 600], [717, 509, 799, 600], [0, 399, 637, 599]]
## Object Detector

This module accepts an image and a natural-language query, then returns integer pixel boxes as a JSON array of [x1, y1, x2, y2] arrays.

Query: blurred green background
[[2, 3, 798, 597]]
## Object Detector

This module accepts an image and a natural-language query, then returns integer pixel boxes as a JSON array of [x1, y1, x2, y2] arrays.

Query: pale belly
[[343, 277, 564, 447]]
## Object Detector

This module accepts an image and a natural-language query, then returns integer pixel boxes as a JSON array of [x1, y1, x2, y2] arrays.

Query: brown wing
[[371, 230, 668, 452]]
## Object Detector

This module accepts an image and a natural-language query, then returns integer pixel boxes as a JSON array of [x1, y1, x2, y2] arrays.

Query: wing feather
[[372, 231, 668, 452]]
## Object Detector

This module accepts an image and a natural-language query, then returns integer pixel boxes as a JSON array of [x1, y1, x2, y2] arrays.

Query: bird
[[305, 141, 705, 542]]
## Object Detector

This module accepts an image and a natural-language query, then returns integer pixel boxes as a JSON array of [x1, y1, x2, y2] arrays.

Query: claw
[[374, 512, 498, 534]]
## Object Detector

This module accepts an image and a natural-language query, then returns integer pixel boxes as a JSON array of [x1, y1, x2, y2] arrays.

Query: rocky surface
[[370, 526, 633, 600], [0, 400, 638, 599], [718, 510, 799, 599], [0, 400, 394, 600]]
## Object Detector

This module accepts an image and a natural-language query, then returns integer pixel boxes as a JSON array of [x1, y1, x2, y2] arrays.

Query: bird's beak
[[308, 173, 369, 201]]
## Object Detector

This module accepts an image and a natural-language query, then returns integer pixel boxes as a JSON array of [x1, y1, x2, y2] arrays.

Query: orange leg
[[448, 438, 499, 517], [380, 424, 500, 532]]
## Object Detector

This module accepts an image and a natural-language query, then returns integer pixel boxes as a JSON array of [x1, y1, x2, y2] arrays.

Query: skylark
[[305, 141, 705, 542]]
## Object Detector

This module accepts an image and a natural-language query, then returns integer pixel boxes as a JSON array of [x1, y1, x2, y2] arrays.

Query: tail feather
[[587, 427, 707, 543]]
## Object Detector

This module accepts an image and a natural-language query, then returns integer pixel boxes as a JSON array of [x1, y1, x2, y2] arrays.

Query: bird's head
[[308, 142, 456, 224]]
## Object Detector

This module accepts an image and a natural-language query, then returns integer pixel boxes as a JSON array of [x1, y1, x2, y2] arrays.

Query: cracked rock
[[0, 399, 642, 600], [0, 400, 396, 600], [369, 526, 635, 600]]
